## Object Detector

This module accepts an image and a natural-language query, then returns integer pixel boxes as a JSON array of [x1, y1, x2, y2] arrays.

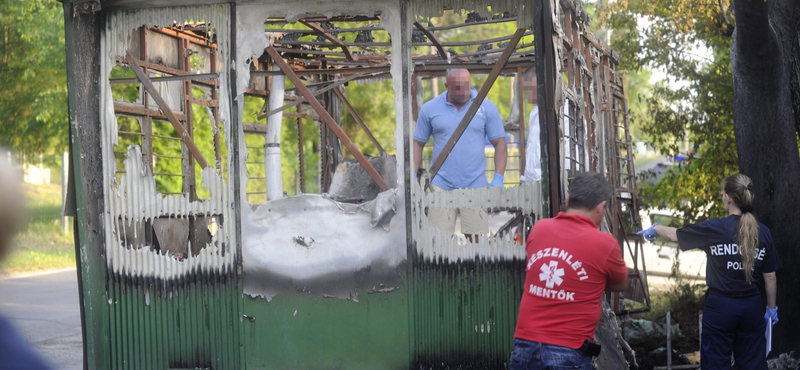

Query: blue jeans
[[509, 338, 595, 370]]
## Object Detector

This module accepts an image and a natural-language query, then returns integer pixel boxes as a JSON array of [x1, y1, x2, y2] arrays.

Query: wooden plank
[[332, 88, 385, 153], [113, 102, 186, 121], [242, 122, 267, 134], [125, 51, 208, 169], [265, 46, 390, 192], [190, 96, 219, 107], [427, 28, 526, 187]]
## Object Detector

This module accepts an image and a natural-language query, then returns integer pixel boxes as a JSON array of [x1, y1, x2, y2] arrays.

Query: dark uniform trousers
[[702, 290, 767, 370]]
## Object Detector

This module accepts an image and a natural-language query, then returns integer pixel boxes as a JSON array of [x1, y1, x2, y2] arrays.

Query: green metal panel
[[104, 270, 242, 370], [410, 256, 526, 369], [242, 285, 410, 369]]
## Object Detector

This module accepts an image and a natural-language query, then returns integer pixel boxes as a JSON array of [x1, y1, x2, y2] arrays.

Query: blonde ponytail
[[723, 174, 759, 283]]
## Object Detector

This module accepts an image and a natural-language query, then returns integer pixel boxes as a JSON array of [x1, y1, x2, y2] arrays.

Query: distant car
[[628, 208, 707, 290]]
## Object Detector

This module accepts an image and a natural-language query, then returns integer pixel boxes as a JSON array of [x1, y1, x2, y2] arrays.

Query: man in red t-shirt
[[510, 172, 629, 370]]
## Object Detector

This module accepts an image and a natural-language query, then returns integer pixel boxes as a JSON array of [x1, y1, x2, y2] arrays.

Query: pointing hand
[[636, 223, 661, 242]]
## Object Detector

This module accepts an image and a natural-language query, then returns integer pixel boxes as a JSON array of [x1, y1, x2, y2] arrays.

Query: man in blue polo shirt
[[413, 68, 507, 236]]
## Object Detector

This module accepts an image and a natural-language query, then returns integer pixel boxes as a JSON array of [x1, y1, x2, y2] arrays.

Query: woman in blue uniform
[[638, 174, 780, 370]]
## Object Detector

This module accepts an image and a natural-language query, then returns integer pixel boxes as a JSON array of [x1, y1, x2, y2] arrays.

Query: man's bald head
[[445, 68, 472, 106]]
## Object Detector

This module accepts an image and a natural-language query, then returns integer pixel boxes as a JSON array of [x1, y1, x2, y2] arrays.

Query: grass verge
[[0, 183, 76, 276]]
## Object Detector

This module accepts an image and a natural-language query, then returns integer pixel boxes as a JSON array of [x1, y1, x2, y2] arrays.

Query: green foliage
[[599, 0, 738, 224], [0, 1, 68, 162]]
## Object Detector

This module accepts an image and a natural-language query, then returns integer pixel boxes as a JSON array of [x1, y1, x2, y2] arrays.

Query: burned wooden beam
[[113, 102, 187, 122], [427, 28, 526, 188], [256, 71, 388, 120], [300, 20, 357, 61], [413, 21, 447, 59], [332, 88, 385, 154], [265, 46, 390, 192], [125, 51, 208, 169], [109, 73, 219, 84]]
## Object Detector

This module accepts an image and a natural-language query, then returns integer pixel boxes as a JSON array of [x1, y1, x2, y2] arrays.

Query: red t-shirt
[[514, 212, 628, 349]]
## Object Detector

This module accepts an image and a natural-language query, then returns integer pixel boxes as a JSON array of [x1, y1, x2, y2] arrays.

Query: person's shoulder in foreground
[[0, 316, 54, 370]]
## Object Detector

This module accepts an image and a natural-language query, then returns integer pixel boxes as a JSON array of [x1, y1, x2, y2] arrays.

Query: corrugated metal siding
[[411, 254, 526, 369], [97, 5, 241, 370], [410, 181, 541, 368]]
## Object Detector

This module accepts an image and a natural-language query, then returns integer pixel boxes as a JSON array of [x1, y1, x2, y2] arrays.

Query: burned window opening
[[109, 24, 224, 199], [244, 14, 398, 205]]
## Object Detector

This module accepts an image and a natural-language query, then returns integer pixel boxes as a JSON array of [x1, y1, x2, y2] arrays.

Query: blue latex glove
[[637, 222, 661, 242], [488, 173, 505, 189], [765, 306, 778, 326]]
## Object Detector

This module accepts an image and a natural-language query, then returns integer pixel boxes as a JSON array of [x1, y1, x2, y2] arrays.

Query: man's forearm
[[764, 273, 777, 308], [493, 139, 507, 175], [413, 140, 425, 174]]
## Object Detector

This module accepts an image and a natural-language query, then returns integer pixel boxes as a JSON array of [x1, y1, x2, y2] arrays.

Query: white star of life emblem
[[539, 261, 565, 288]]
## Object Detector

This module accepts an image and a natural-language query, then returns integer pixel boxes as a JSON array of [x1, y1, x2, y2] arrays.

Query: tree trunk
[[731, 0, 800, 355], [770, 0, 800, 137]]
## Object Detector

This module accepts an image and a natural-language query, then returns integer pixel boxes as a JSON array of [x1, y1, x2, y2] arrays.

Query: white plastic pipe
[[265, 66, 285, 200]]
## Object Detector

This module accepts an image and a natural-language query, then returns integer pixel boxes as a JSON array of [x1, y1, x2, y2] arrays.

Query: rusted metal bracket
[[256, 71, 387, 121], [125, 51, 209, 169], [426, 28, 526, 189], [413, 21, 447, 59], [265, 46, 390, 192], [300, 20, 358, 61], [332, 88, 385, 154]]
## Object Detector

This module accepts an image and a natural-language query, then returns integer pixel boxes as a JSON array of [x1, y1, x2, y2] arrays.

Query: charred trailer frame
[[62, 0, 646, 369]]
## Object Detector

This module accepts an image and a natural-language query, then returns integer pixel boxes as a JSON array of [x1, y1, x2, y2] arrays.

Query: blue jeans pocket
[[509, 348, 533, 370]]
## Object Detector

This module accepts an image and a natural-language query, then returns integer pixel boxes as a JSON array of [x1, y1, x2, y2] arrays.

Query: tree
[[598, 0, 740, 223], [730, 0, 800, 354], [600, 0, 800, 353], [0, 1, 67, 162]]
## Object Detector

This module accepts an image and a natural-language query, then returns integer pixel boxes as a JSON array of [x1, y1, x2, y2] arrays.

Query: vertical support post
[[699, 310, 703, 355], [140, 26, 154, 171], [63, 3, 107, 368], [412, 72, 419, 121], [296, 104, 306, 193], [229, 5, 246, 369], [62, 151, 68, 235], [180, 37, 196, 200], [517, 67, 527, 177], [210, 41, 220, 168], [400, 1, 416, 364], [667, 308, 673, 370], [534, 0, 562, 217], [265, 65, 285, 200]]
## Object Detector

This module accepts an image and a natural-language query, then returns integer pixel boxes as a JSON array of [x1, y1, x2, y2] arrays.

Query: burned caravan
[[62, 0, 647, 369]]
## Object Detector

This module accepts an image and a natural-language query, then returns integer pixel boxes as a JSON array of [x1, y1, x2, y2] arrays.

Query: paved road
[[0, 270, 83, 370]]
